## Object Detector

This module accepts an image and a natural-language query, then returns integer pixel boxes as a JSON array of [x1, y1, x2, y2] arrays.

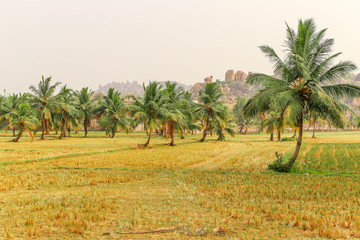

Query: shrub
[[268, 152, 291, 172], [281, 137, 296, 142]]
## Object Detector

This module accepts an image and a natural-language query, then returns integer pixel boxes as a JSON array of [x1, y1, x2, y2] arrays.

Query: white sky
[[1, 0, 359, 93]]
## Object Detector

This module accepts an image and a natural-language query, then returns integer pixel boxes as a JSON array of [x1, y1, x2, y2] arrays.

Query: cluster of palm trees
[[0, 78, 234, 146], [244, 19, 360, 170], [1, 19, 360, 172]]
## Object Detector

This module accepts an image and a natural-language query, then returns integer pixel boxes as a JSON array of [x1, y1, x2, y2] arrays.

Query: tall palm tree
[[245, 19, 360, 170], [96, 88, 130, 138], [194, 82, 226, 142], [29, 76, 60, 140], [75, 87, 96, 137], [8, 104, 39, 142], [132, 82, 170, 147]]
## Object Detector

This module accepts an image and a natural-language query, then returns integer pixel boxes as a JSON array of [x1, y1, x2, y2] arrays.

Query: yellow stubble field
[[1, 131, 360, 239]]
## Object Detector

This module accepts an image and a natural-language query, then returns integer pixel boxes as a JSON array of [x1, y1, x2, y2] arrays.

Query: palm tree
[[1, 94, 25, 136], [96, 88, 130, 138], [8, 104, 39, 142], [262, 110, 286, 142], [194, 82, 226, 142], [245, 19, 360, 170], [178, 91, 200, 137], [163, 82, 187, 146], [133, 82, 170, 147], [75, 87, 96, 137], [53, 86, 83, 138], [29, 76, 60, 140], [213, 105, 235, 141]]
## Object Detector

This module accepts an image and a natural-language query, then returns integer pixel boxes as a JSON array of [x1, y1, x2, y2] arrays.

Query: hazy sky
[[1, 0, 360, 93]]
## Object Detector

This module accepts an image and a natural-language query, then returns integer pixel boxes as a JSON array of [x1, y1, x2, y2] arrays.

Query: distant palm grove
[[1, 19, 360, 172]]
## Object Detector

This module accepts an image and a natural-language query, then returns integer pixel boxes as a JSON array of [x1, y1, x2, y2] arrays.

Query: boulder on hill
[[235, 70, 248, 82], [225, 70, 248, 82], [225, 70, 235, 81], [204, 76, 213, 83]]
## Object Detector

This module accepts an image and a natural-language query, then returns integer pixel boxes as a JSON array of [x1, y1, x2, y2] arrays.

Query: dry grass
[[0, 130, 360, 239]]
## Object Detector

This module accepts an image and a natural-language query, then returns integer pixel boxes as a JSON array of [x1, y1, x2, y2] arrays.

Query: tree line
[[0, 78, 235, 146]]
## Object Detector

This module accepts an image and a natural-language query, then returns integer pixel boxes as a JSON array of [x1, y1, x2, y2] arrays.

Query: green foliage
[[96, 88, 130, 138], [268, 152, 291, 172], [245, 19, 359, 170], [281, 137, 296, 142]]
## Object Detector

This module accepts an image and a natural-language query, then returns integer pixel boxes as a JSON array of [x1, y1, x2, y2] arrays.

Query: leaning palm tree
[[75, 87, 96, 137], [194, 82, 226, 142], [132, 82, 170, 147], [29, 76, 61, 140], [8, 104, 39, 142], [245, 19, 360, 171]]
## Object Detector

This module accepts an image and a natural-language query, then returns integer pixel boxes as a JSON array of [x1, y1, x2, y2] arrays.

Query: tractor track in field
[[316, 145, 324, 164], [345, 146, 358, 170], [333, 145, 338, 167], [300, 145, 312, 160]]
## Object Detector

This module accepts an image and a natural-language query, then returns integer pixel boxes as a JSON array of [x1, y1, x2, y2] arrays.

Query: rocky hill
[[190, 70, 259, 106], [96, 81, 192, 96], [95, 72, 360, 109]]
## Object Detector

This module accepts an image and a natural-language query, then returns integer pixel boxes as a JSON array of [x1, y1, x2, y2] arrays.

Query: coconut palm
[[178, 91, 200, 137], [262, 110, 286, 142], [163, 82, 187, 146], [132, 82, 170, 147], [0, 94, 25, 136], [8, 104, 39, 142], [194, 82, 226, 142], [245, 19, 360, 170], [29, 76, 61, 140], [97, 88, 130, 138], [213, 105, 235, 141], [75, 87, 96, 137], [53, 86, 83, 138]]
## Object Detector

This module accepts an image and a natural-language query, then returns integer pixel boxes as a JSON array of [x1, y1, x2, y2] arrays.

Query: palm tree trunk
[[283, 113, 303, 169], [277, 130, 281, 141], [169, 121, 175, 146], [26, 127, 34, 142], [270, 133, 274, 141], [12, 127, 16, 137], [291, 130, 297, 138], [84, 118, 88, 137], [60, 120, 66, 139], [312, 116, 316, 138], [46, 119, 50, 135], [41, 114, 45, 140], [111, 128, 116, 138], [239, 126, 243, 134], [200, 118, 209, 142], [12, 125, 24, 142], [144, 132, 151, 147]]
